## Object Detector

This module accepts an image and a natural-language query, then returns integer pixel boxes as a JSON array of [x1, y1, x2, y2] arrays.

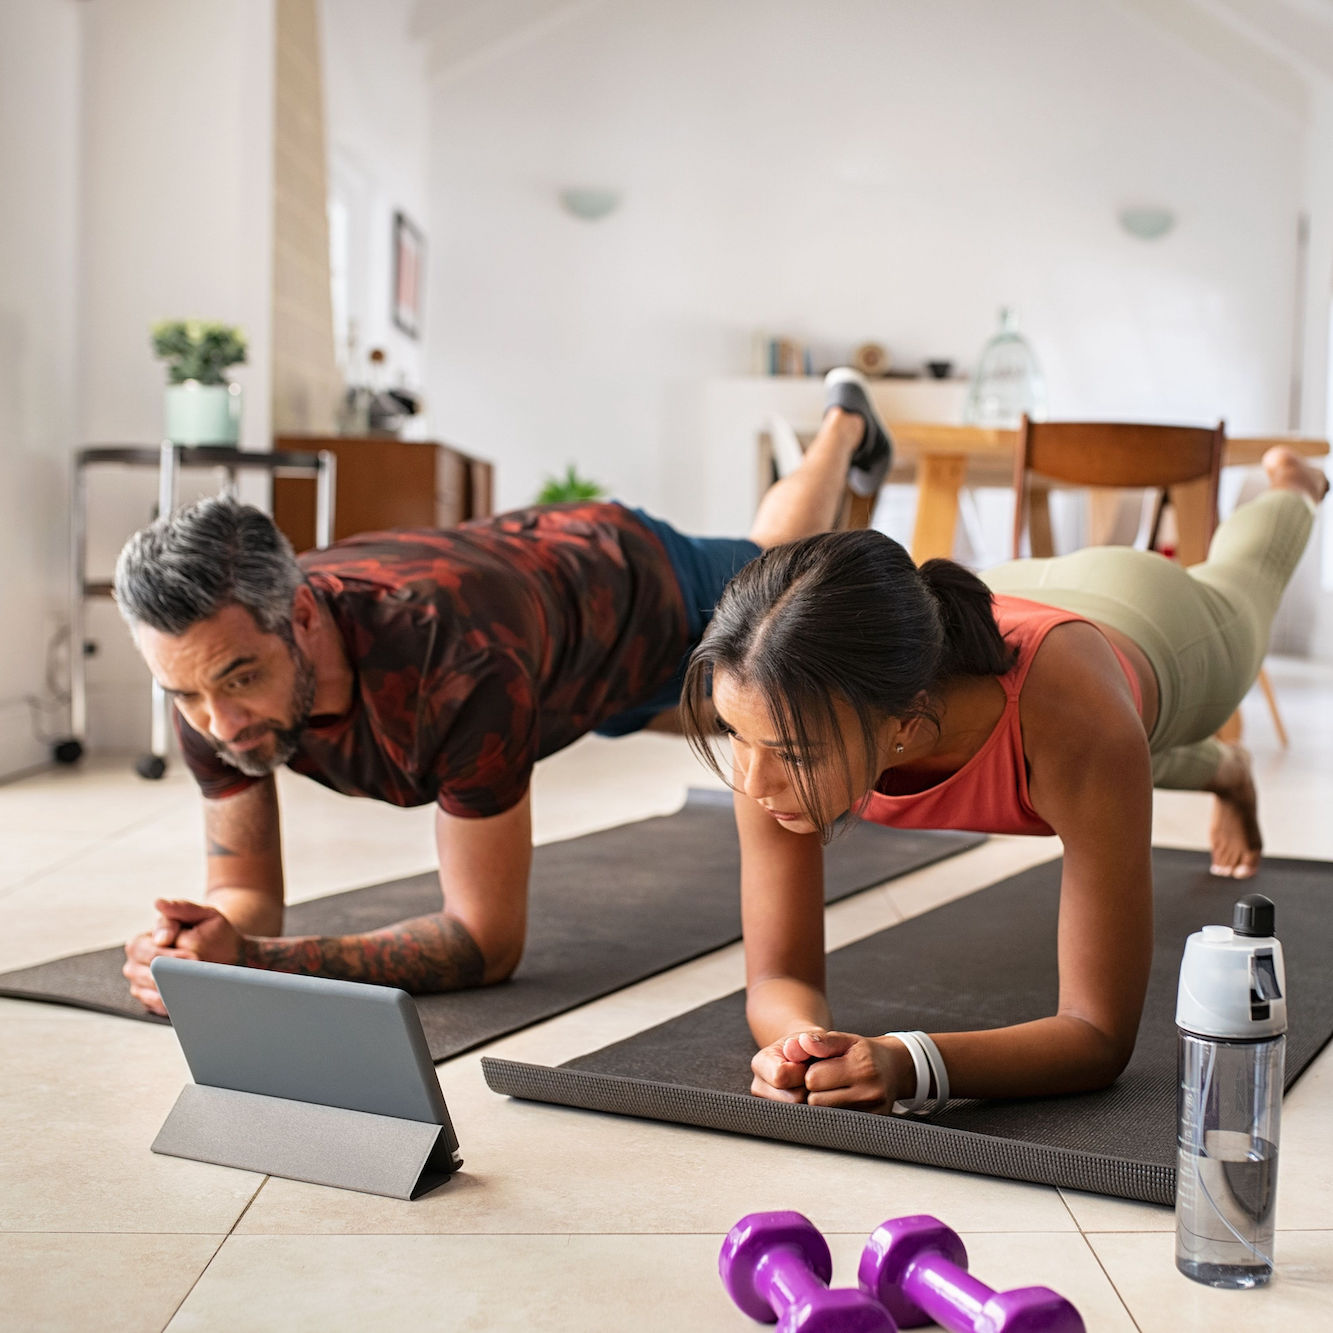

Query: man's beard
[[214, 649, 318, 777]]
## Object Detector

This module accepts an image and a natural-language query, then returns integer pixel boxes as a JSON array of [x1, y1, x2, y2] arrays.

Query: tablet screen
[[152, 958, 451, 1126]]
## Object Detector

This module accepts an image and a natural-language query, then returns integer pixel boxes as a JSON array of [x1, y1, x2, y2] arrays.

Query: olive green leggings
[[981, 489, 1316, 790]]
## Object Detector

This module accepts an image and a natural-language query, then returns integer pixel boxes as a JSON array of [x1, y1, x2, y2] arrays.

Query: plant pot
[[164, 381, 242, 444]]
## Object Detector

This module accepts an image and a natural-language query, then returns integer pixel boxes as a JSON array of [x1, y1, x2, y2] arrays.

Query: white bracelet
[[912, 1031, 950, 1114], [884, 1031, 930, 1114]]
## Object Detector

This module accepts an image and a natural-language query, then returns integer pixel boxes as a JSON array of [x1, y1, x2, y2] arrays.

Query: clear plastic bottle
[[1174, 894, 1286, 1289], [962, 307, 1047, 428]]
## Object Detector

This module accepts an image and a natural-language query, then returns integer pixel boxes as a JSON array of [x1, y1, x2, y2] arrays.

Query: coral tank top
[[857, 595, 1142, 837]]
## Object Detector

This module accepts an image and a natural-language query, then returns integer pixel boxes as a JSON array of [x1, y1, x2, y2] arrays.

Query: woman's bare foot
[[1262, 446, 1330, 503], [1209, 742, 1263, 878]]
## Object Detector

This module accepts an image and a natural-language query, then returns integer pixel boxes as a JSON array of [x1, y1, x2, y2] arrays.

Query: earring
[[894, 742, 905, 754]]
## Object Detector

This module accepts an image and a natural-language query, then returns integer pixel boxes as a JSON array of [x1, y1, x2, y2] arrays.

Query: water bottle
[[1174, 893, 1286, 1288]]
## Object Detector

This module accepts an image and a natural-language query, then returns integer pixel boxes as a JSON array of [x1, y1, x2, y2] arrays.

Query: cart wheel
[[135, 753, 167, 780], [52, 738, 84, 765]]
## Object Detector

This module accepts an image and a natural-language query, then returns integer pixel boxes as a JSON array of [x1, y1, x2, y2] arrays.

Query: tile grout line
[[0, 802, 195, 905], [1077, 1229, 1145, 1333], [157, 1177, 271, 1332], [1058, 1188, 1145, 1333], [1069, 1226, 1333, 1233], [185, 1227, 1130, 1239]]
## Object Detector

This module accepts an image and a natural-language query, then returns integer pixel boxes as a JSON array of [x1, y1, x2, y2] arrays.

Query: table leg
[[150, 445, 181, 765], [315, 451, 336, 547], [68, 460, 88, 744], [910, 454, 967, 563]]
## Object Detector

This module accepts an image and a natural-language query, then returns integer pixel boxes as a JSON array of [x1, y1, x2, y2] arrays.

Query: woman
[[681, 413, 1326, 1115]]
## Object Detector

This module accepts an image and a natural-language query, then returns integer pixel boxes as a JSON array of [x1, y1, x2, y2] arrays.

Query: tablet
[[151, 957, 459, 1144]]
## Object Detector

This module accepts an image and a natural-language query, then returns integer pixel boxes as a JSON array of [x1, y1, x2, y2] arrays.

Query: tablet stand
[[152, 1083, 462, 1200]]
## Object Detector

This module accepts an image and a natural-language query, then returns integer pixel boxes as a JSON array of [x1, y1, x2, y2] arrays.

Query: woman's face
[[711, 671, 891, 834]]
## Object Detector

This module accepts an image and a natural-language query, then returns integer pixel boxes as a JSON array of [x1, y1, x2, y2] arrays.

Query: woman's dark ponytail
[[917, 559, 1018, 679], [680, 530, 1017, 840]]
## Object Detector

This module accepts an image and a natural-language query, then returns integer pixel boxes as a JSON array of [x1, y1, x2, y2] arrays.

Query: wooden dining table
[[842, 423, 1331, 566]]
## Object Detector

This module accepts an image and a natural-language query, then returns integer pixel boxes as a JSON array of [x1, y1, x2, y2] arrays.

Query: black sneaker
[[824, 367, 894, 497]]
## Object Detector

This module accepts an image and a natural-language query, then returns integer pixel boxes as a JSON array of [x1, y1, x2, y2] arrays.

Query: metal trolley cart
[[62, 442, 336, 778]]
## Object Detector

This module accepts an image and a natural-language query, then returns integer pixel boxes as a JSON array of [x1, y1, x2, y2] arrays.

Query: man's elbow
[[481, 954, 520, 985], [416, 913, 515, 991], [479, 935, 524, 985]]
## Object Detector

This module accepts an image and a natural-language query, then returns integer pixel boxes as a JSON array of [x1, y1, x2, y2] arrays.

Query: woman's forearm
[[931, 1014, 1131, 1100], [747, 976, 833, 1047]]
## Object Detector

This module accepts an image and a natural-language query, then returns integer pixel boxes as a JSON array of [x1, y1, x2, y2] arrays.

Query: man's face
[[136, 603, 316, 777]]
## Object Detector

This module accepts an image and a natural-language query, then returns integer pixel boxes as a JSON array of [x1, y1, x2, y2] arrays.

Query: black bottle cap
[[1233, 893, 1276, 938]]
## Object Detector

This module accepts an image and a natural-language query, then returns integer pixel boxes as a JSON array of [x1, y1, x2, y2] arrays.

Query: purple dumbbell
[[857, 1216, 1084, 1333], [720, 1211, 898, 1332]]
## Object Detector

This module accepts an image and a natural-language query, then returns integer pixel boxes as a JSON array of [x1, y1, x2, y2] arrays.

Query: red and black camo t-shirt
[[174, 502, 691, 818]]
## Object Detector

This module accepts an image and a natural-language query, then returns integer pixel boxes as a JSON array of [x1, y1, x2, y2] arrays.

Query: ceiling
[[406, 0, 604, 84], [406, 0, 1333, 113]]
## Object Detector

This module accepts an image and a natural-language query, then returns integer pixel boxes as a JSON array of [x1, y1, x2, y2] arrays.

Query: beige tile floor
[[2, 658, 1331, 1332]]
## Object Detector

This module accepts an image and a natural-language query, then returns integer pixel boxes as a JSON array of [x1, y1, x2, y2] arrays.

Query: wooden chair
[[1011, 416, 1286, 746]]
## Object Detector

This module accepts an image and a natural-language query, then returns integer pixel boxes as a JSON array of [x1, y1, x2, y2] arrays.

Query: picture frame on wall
[[392, 210, 425, 339]]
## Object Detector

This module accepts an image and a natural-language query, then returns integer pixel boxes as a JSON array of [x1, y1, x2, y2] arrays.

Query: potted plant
[[151, 320, 248, 444], [535, 464, 605, 505]]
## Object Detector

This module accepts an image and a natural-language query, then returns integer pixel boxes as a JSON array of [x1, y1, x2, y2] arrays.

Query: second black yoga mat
[[0, 790, 982, 1061], [483, 848, 1333, 1204]]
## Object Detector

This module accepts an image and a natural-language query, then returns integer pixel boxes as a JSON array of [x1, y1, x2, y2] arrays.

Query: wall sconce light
[[1117, 206, 1176, 240], [559, 187, 622, 221]]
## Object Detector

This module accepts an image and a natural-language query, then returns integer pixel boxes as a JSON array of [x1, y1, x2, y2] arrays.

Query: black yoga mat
[[0, 790, 982, 1062], [483, 849, 1333, 1204]]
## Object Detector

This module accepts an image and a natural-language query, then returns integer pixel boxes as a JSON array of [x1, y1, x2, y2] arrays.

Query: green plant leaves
[[535, 464, 606, 505], [150, 320, 248, 386]]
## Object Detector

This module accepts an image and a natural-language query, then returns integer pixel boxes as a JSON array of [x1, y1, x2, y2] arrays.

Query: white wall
[[1298, 84, 1333, 661], [423, 0, 1306, 525], [3, 1, 1326, 786], [77, 0, 276, 751], [320, 0, 431, 408], [0, 0, 82, 778]]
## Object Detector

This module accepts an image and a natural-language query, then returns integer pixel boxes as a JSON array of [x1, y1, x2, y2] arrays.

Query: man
[[119, 372, 892, 1012]]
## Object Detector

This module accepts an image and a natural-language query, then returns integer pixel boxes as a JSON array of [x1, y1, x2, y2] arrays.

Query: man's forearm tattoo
[[242, 913, 487, 992]]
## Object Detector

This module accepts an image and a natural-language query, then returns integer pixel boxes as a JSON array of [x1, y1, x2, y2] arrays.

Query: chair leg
[[1217, 667, 1289, 748], [1257, 665, 1289, 748], [1027, 483, 1055, 558]]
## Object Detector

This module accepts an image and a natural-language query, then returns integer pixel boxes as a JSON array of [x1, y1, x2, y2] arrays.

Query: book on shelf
[[756, 335, 813, 376]]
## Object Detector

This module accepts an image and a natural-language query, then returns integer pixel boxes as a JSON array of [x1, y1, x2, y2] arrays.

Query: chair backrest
[[1012, 417, 1224, 559]]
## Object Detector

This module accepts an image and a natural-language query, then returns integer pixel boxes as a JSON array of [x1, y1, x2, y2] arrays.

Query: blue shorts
[[594, 507, 761, 737]]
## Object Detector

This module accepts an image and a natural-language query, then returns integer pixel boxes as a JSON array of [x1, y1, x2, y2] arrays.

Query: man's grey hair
[[114, 496, 306, 639]]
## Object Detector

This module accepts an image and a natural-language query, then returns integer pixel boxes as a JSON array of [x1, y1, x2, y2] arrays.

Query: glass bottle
[[962, 307, 1046, 427], [1174, 894, 1285, 1289]]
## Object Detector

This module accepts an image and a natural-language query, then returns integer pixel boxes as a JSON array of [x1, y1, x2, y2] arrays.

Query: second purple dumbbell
[[857, 1216, 1084, 1333], [720, 1211, 898, 1332]]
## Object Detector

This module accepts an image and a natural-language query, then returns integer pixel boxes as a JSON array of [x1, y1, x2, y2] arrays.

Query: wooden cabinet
[[272, 436, 494, 549]]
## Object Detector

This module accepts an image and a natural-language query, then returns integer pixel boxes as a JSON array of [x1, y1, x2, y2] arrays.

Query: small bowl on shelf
[[924, 359, 954, 380]]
